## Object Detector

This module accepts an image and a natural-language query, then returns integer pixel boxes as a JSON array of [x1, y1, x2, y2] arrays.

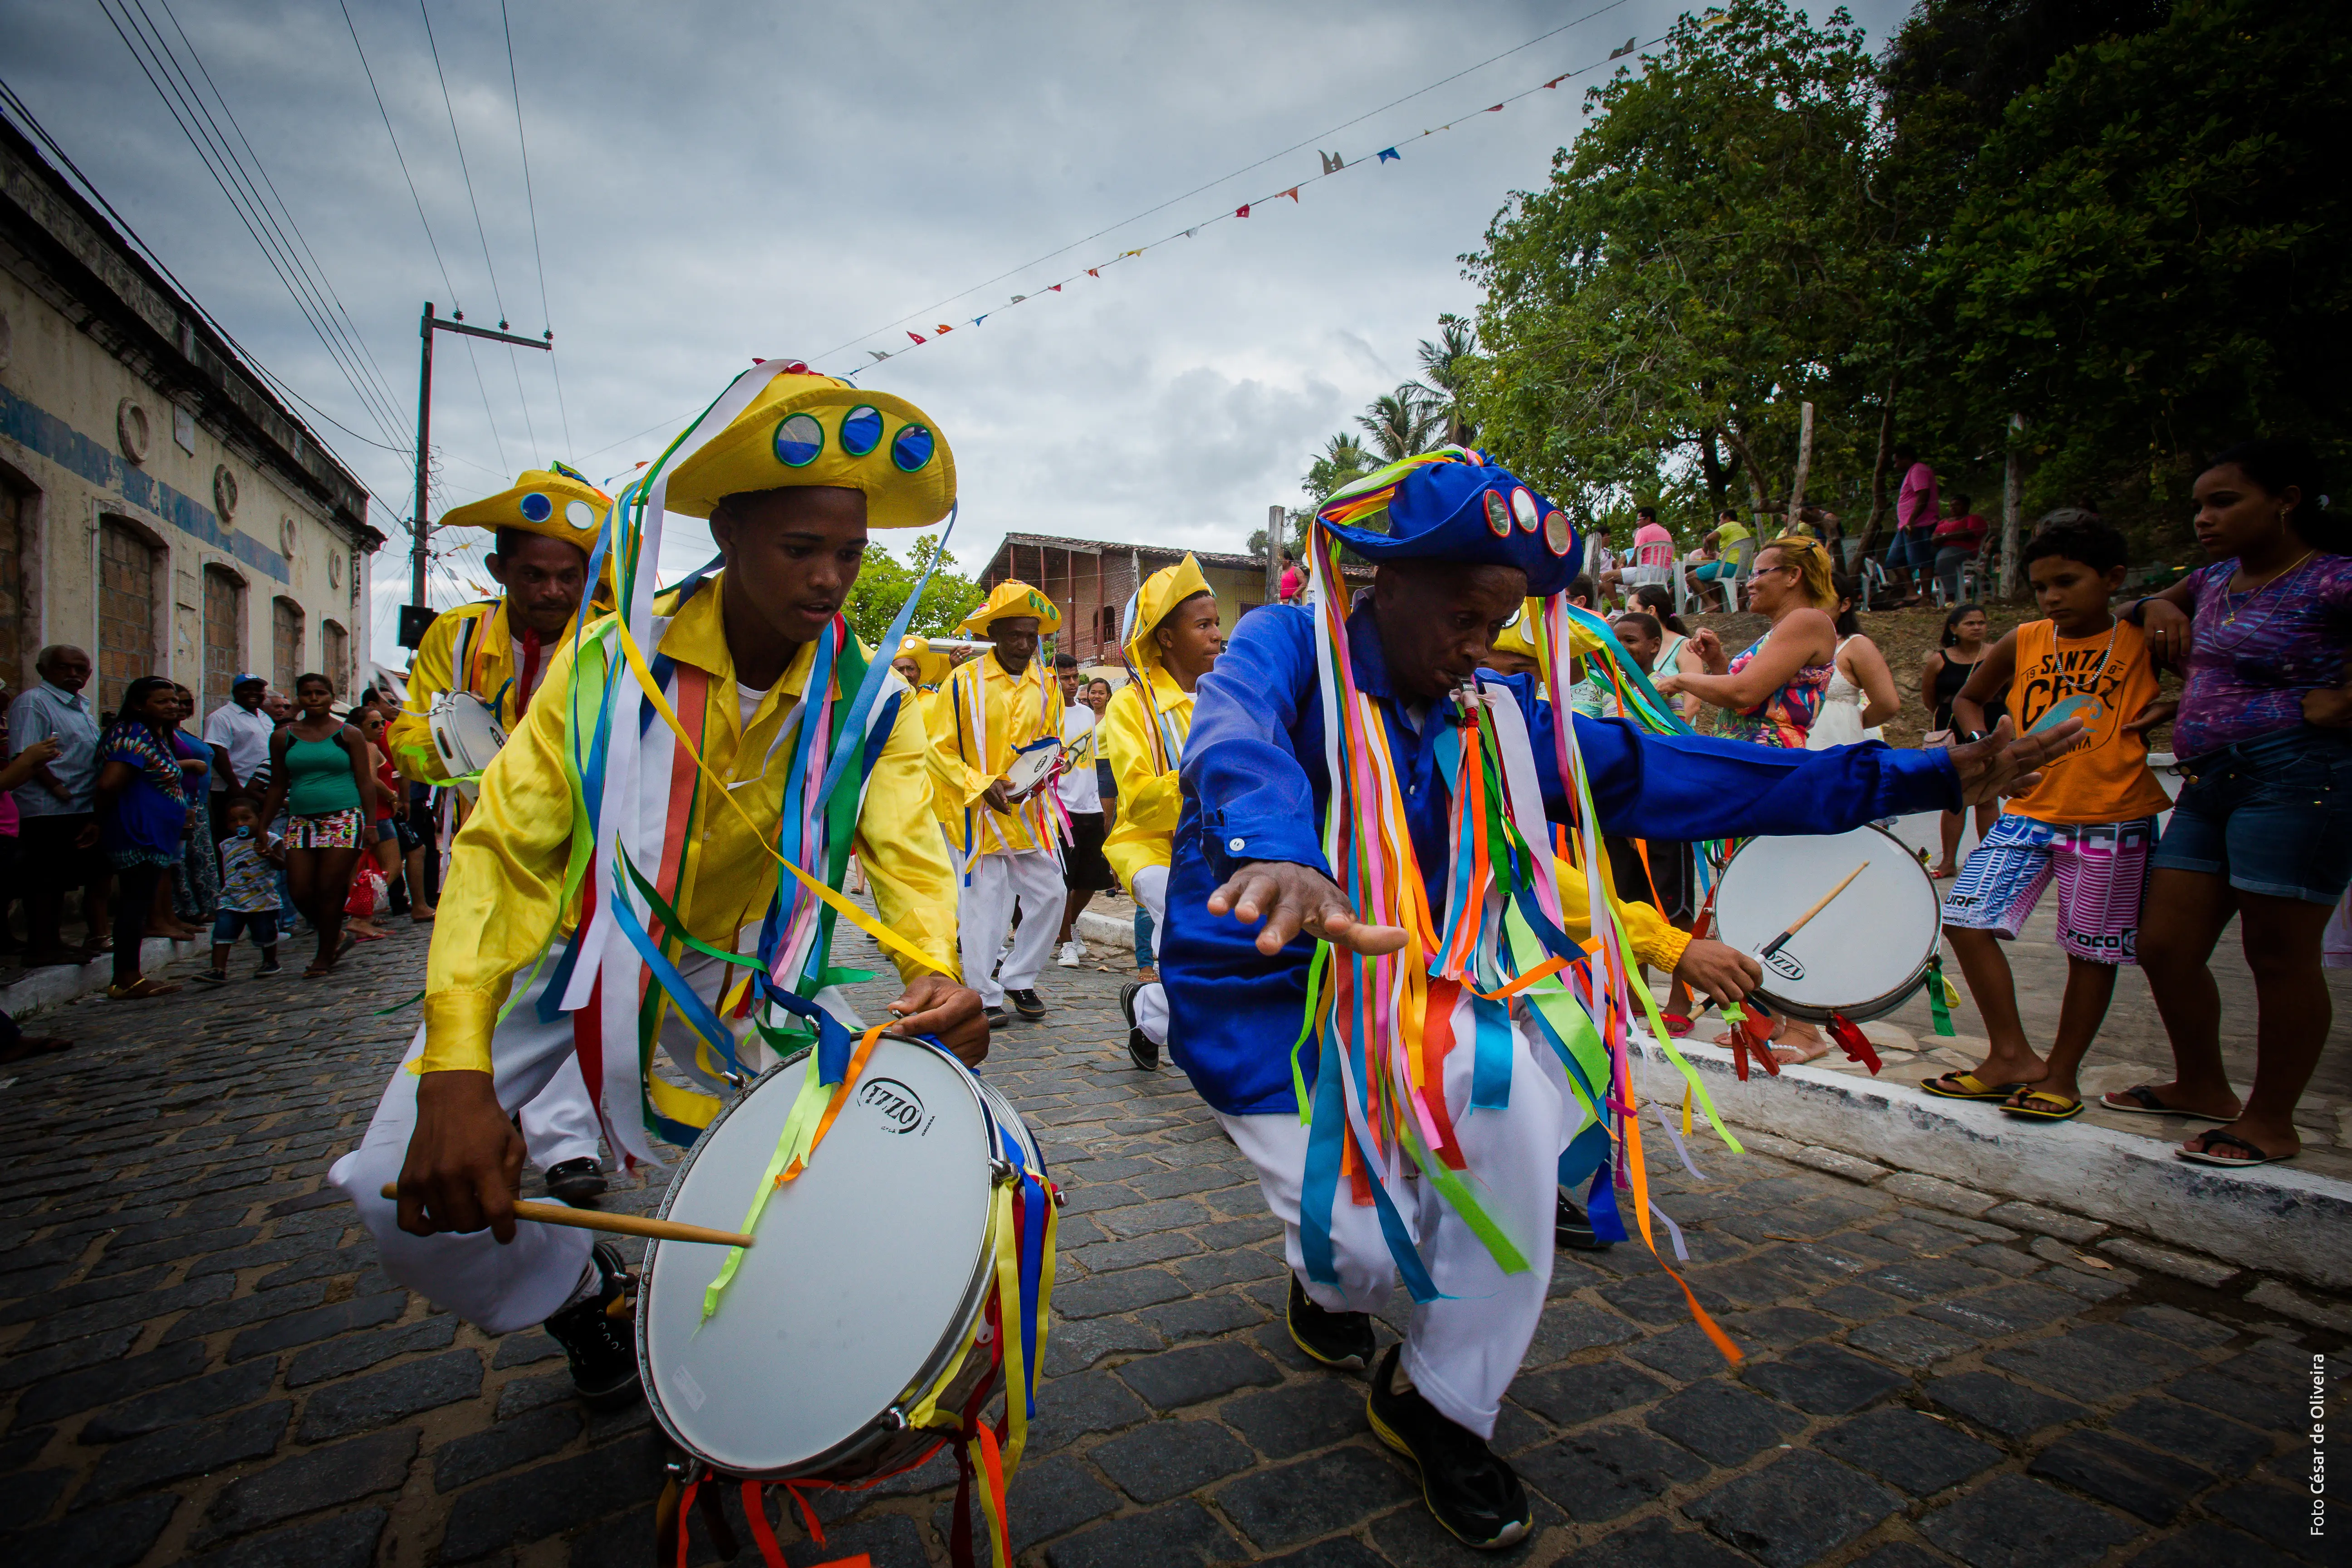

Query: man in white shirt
[[201, 674, 275, 808], [10, 645, 107, 965], [1051, 653, 1111, 967]]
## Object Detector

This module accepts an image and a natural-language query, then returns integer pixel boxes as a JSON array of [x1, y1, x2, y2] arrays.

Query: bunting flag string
[[828, 21, 1662, 376]]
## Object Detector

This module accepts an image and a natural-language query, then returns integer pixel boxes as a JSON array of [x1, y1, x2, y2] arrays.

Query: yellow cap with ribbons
[[663, 369, 954, 528], [960, 579, 1061, 636], [439, 465, 611, 554], [1122, 555, 1213, 674]]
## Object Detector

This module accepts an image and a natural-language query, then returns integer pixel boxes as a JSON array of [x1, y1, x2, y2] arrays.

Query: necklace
[[2212, 548, 2317, 654]]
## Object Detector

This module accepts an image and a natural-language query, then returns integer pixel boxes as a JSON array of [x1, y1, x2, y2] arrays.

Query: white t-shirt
[[737, 683, 771, 732], [1057, 705, 1101, 814], [201, 701, 276, 793]]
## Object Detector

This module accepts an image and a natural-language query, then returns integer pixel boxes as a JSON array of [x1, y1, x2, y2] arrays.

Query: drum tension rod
[[990, 1157, 1019, 1186]]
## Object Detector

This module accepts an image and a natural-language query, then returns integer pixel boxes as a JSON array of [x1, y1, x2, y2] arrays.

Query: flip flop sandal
[[2176, 1130, 2292, 1168], [1658, 1013, 1695, 1039], [2101, 1084, 2231, 1122], [2001, 1089, 2084, 1121], [1921, 1072, 2030, 1102]]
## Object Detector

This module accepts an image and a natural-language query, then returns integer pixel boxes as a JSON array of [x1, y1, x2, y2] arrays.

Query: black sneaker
[[255, 958, 283, 977], [1118, 982, 1159, 1071], [192, 968, 230, 986], [542, 1242, 641, 1410], [984, 1004, 1011, 1030], [1365, 1345, 1533, 1551], [1286, 1275, 1374, 1371], [546, 1157, 608, 1204], [1556, 1191, 1612, 1252], [1006, 988, 1047, 1020]]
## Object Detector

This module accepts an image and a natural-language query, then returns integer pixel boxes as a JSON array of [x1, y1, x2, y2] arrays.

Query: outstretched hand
[[1207, 861, 1410, 958], [1943, 715, 2087, 806]]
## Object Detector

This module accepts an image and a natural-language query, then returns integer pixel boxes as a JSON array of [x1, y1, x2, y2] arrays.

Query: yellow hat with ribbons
[[894, 633, 954, 688], [663, 369, 954, 528], [960, 579, 1061, 636], [439, 465, 611, 554], [1122, 554, 1213, 674]]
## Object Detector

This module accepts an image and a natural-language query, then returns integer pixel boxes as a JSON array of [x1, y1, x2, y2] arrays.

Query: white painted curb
[[1, 937, 200, 1018], [1637, 1036, 2352, 1293]]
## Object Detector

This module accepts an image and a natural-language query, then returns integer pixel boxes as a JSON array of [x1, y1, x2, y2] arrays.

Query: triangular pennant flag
[[1320, 150, 1344, 174], [973, 314, 987, 324], [1184, 227, 1197, 238], [1377, 147, 1400, 163], [1282, 187, 1299, 202], [1486, 103, 1504, 112], [1544, 73, 1568, 88], [1050, 284, 1063, 291], [1610, 36, 1637, 58], [936, 324, 954, 333], [906, 331, 926, 345], [1235, 204, 1250, 218], [1086, 267, 1100, 277], [1011, 294, 1025, 303], [1122, 249, 1143, 257], [868, 350, 890, 362]]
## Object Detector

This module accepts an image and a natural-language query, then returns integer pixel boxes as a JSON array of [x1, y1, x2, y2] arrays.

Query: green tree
[[1356, 387, 1441, 462], [1413, 314, 1480, 447], [1919, 0, 2351, 543], [842, 534, 984, 649], [1465, 0, 1889, 530], [1301, 432, 1374, 506]]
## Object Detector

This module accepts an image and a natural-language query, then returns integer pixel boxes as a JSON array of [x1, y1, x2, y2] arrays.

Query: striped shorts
[[1941, 813, 2158, 964]]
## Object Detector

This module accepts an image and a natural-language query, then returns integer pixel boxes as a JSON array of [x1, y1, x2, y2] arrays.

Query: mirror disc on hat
[[1483, 489, 1511, 537], [840, 405, 885, 456], [519, 492, 554, 523], [774, 413, 825, 467], [1511, 487, 1540, 532], [892, 424, 936, 472], [1544, 511, 1573, 554]]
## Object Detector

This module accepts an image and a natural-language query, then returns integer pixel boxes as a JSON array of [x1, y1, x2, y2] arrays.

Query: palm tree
[[1303, 432, 1374, 504], [1413, 314, 1478, 446], [1356, 387, 1440, 461]]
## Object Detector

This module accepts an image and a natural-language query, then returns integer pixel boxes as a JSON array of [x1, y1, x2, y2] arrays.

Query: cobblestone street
[[1, 921, 2336, 1568]]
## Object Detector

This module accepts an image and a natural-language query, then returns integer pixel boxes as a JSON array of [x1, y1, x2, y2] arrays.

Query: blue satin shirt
[[1164, 601, 1964, 1115]]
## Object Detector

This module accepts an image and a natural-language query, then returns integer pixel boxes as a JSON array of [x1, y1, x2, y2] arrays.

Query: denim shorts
[[1884, 529, 1937, 570], [213, 909, 280, 947], [2151, 725, 2352, 905]]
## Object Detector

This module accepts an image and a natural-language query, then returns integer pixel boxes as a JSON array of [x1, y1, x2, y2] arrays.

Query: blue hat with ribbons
[[1313, 446, 1582, 596]]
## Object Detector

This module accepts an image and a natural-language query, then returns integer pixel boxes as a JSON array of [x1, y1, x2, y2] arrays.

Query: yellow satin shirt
[[927, 651, 1063, 858], [420, 575, 960, 1073], [388, 597, 582, 784], [1099, 670, 1191, 892]]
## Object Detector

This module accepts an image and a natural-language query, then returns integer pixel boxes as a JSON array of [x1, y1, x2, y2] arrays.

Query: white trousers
[[1131, 865, 1169, 1045], [959, 849, 1063, 1007], [518, 1054, 601, 1171], [1217, 1006, 1576, 1439], [328, 952, 733, 1333]]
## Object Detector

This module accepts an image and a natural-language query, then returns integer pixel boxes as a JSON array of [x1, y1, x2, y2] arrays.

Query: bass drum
[[1710, 824, 1942, 1023], [636, 1038, 1041, 1483]]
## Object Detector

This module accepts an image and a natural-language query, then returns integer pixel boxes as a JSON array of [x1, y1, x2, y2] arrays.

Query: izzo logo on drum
[[1764, 948, 1806, 982], [858, 1078, 932, 1137]]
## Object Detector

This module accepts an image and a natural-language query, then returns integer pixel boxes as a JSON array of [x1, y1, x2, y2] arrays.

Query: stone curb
[[1636, 1035, 2352, 1294], [0, 936, 199, 1018], [1076, 909, 1137, 949]]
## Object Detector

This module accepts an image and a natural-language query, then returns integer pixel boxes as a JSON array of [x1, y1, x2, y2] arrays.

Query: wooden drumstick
[[1757, 862, 1871, 960], [378, 1186, 753, 1247]]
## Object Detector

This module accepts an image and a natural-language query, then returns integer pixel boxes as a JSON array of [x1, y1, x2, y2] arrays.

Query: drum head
[[639, 1039, 995, 1476], [1002, 743, 1058, 799], [1712, 825, 1941, 1022], [430, 694, 506, 779]]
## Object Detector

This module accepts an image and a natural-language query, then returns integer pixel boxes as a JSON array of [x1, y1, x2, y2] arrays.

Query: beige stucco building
[[0, 116, 377, 718]]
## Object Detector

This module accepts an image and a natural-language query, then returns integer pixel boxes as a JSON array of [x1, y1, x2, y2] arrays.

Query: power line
[[501, 0, 569, 455], [138, 0, 413, 445], [417, 0, 536, 460], [809, 0, 1637, 363], [338, 0, 458, 309], [92, 0, 412, 451]]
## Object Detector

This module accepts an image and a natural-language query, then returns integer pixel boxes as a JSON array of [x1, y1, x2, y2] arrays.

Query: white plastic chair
[[1713, 535, 1757, 612]]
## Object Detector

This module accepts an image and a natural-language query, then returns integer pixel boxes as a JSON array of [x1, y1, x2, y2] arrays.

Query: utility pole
[[405, 301, 554, 646], [1264, 505, 1283, 605], [1999, 412, 2025, 603]]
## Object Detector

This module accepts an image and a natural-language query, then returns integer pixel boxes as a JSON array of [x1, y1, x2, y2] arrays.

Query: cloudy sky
[[3, 0, 1908, 657]]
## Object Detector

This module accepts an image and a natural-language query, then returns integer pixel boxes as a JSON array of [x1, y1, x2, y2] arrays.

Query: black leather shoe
[[1118, 982, 1159, 1071], [1556, 1191, 1612, 1252], [545, 1157, 607, 1204], [542, 1242, 641, 1410], [1286, 1275, 1374, 1370], [1006, 988, 1047, 1020], [1366, 1345, 1533, 1550], [984, 1005, 1011, 1029]]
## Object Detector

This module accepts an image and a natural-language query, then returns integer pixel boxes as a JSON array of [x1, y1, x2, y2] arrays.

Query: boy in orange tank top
[[1923, 517, 2176, 1120]]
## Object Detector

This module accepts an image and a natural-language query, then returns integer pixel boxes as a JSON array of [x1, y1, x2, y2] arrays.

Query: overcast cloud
[[2, 0, 1908, 658]]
